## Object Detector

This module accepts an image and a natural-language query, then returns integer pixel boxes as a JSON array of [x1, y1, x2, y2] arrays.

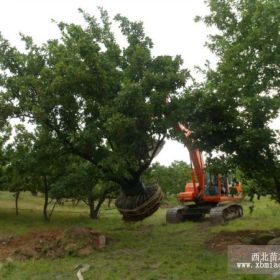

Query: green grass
[[212, 197, 280, 233], [0, 192, 279, 280]]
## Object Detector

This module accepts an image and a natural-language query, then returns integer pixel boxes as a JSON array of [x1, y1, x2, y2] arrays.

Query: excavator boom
[[177, 123, 205, 196]]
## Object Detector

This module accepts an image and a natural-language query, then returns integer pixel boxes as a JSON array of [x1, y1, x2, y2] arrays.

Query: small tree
[[51, 159, 118, 219], [2, 125, 35, 215], [3, 125, 73, 220]]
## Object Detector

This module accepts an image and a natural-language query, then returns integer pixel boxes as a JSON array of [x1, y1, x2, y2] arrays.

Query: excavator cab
[[205, 173, 219, 196], [203, 173, 242, 199]]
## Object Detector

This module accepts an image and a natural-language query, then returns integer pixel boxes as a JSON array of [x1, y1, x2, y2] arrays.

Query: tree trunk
[[43, 175, 49, 221], [48, 199, 57, 221], [264, 148, 280, 203], [87, 192, 107, 219], [120, 176, 145, 196], [31, 191, 38, 196], [274, 176, 280, 203], [108, 198, 112, 208], [88, 192, 96, 219], [92, 196, 106, 219], [15, 191, 20, 215]]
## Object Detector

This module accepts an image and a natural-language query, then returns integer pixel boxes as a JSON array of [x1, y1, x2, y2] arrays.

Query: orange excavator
[[166, 123, 243, 224]]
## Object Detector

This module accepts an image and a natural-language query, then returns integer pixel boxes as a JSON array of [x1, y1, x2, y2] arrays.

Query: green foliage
[[1, 2, 279, 209], [176, 0, 280, 201], [0, 124, 12, 189], [205, 155, 234, 175], [51, 157, 119, 218], [50, 158, 98, 200], [0, 9, 188, 196], [1, 126, 74, 219], [1, 125, 35, 194], [1, 125, 117, 219], [143, 161, 191, 195]]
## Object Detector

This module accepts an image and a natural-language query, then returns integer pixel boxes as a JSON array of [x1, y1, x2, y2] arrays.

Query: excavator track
[[166, 203, 243, 224], [166, 205, 209, 223], [210, 203, 243, 224], [166, 206, 188, 223]]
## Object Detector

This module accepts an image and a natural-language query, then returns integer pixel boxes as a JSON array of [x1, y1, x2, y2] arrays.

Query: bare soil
[[207, 229, 280, 252], [0, 226, 106, 260]]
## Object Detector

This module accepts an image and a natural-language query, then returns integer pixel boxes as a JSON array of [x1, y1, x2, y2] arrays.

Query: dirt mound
[[57, 226, 106, 256], [207, 229, 280, 252], [0, 226, 106, 261]]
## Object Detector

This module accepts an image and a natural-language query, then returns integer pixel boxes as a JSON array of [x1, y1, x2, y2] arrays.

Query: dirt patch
[[207, 229, 280, 252], [0, 226, 106, 261]]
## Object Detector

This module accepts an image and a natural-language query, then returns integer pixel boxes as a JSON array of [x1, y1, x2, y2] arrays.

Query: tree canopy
[[0, 9, 188, 220]]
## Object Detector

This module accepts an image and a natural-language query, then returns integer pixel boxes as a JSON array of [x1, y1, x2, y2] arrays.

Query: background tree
[[143, 161, 191, 195], [2, 125, 75, 221], [52, 159, 119, 219], [174, 0, 280, 201], [30, 128, 72, 221], [2, 125, 35, 215], [0, 124, 12, 197], [0, 9, 188, 220]]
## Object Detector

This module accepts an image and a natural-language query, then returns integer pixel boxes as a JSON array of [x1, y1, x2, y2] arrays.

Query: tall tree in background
[[176, 0, 280, 201], [0, 9, 188, 220]]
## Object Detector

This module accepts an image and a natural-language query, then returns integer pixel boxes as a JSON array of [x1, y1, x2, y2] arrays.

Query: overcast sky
[[0, 0, 217, 165]]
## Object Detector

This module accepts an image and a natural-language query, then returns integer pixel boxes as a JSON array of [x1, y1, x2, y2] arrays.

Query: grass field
[[0, 192, 280, 280]]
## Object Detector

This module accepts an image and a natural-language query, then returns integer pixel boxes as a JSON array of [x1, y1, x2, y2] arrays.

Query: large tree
[[0, 9, 188, 220], [176, 0, 280, 201]]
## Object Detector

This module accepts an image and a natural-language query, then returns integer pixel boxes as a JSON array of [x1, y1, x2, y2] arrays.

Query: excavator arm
[[177, 123, 205, 197]]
